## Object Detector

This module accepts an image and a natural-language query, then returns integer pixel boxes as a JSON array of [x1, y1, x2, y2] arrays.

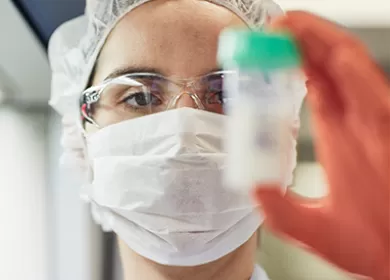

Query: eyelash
[[119, 91, 163, 110]]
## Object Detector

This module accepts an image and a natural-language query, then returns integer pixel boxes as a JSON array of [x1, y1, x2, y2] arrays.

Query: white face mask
[[85, 108, 295, 266]]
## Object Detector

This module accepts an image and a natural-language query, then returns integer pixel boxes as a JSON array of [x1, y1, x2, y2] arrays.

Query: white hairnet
[[48, 0, 306, 179]]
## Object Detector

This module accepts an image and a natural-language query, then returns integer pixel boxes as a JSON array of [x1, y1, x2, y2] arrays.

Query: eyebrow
[[104, 67, 225, 81], [104, 67, 163, 81]]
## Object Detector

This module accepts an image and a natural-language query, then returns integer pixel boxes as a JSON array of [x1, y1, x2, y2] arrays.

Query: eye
[[206, 77, 225, 104], [207, 90, 224, 105], [122, 92, 162, 107]]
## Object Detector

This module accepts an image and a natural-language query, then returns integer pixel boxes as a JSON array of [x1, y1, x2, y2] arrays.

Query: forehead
[[93, 0, 246, 84]]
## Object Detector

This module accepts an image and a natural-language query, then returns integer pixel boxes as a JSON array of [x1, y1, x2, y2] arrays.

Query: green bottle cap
[[218, 29, 301, 71]]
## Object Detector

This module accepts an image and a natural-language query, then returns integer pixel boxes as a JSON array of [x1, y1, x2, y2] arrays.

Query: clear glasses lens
[[82, 71, 234, 127]]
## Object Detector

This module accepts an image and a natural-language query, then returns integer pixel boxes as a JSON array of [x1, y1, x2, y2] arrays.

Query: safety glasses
[[80, 70, 235, 128]]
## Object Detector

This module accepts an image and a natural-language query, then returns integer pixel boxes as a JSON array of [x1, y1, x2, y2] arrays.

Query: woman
[[49, 0, 389, 279]]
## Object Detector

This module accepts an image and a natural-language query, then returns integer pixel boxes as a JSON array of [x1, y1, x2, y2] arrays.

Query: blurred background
[[0, 0, 389, 279]]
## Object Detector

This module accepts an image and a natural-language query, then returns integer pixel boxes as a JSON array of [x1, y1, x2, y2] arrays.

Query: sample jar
[[218, 30, 302, 192]]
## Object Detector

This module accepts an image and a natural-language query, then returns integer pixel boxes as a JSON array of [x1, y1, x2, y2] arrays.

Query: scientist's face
[[87, 0, 246, 129]]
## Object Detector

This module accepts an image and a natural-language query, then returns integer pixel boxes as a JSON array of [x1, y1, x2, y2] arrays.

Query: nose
[[172, 92, 203, 109]]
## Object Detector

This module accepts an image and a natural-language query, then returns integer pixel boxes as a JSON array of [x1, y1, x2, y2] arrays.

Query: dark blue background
[[12, 0, 85, 47]]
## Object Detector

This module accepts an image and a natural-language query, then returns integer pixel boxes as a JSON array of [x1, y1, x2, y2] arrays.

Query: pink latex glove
[[253, 11, 390, 280]]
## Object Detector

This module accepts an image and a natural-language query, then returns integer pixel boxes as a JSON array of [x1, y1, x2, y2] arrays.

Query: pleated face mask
[[85, 108, 297, 265], [85, 108, 266, 265]]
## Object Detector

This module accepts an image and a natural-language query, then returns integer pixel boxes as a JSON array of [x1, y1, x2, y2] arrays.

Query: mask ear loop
[[77, 104, 115, 231], [81, 103, 101, 129], [77, 112, 93, 202], [74, 103, 96, 202], [81, 103, 90, 123], [78, 119, 114, 231]]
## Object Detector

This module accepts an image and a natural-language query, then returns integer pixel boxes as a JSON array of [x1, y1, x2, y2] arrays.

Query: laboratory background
[[0, 1, 389, 280]]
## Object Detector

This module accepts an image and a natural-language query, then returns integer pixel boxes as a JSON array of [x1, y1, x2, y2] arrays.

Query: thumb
[[253, 185, 329, 251]]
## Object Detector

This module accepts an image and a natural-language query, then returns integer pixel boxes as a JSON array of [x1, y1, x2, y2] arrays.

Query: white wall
[[0, 107, 47, 280]]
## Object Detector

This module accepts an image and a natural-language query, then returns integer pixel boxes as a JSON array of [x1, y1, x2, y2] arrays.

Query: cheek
[[92, 109, 129, 128]]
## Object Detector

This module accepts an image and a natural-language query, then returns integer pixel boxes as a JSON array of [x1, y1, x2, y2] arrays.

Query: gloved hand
[[253, 11, 390, 280]]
